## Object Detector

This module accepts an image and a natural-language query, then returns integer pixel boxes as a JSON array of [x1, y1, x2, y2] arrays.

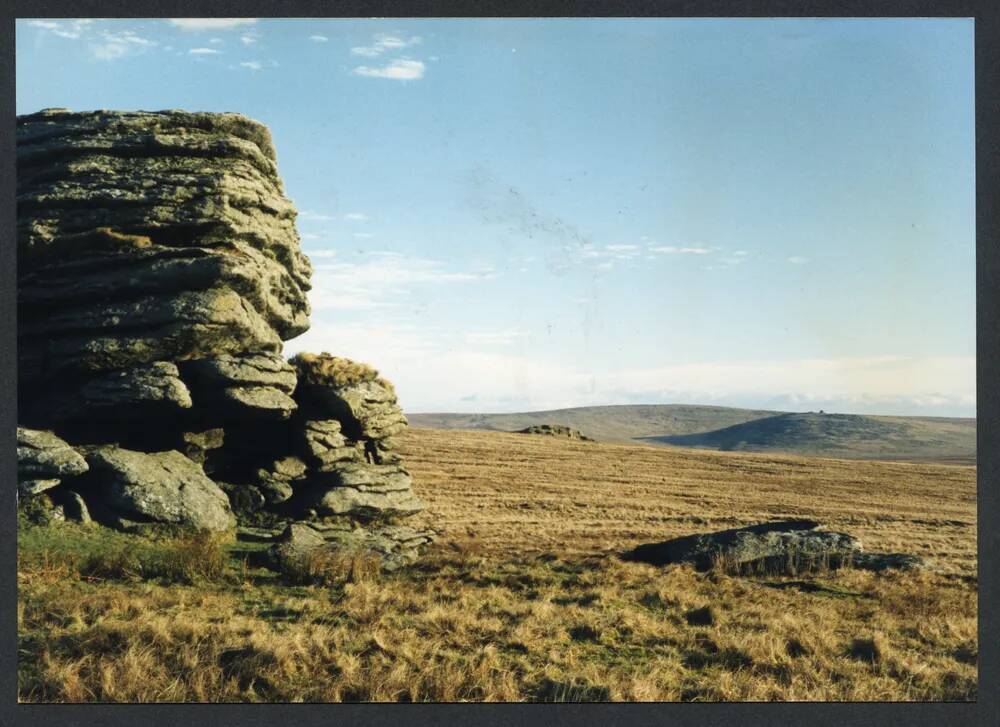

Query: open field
[[408, 405, 976, 464], [18, 428, 977, 702]]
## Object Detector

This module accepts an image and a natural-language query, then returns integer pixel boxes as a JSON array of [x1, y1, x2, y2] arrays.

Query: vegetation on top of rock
[[290, 352, 395, 392]]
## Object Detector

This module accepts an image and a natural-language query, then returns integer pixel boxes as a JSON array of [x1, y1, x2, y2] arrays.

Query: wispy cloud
[[189, 47, 222, 55], [28, 18, 94, 39], [239, 60, 262, 70], [344, 212, 368, 221], [169, 19, 257, 31], [309, 35, 328, 43], [787, 255, 808, 264], [309, 251, 495, 310], [649, 245, 713, 255], [353, 58, 425, 81], [26, 20, 159, 62], [351, 33, 421, 57]]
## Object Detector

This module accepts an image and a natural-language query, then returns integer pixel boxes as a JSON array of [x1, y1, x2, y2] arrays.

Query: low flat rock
[[271, 520, 435, 573], [313, 462, 415, 492], [84, 446, 235, 531], [309, 486, 424, 520], [624, 520, 861, 572], [624, 520, 924, 574], [17, 427, 89, 482], [851, 552, 925, 572]]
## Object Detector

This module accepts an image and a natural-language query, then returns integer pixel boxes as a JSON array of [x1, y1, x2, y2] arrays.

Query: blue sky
[[16, 18, 975, 416]]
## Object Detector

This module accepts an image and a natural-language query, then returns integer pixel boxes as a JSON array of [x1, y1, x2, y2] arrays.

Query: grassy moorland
[[17, 428, 977, 702], [408, 405, 976, 463]]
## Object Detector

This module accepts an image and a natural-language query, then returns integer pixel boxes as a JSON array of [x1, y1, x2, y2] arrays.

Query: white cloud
[[209, 37, 223, 44], [734, 250, 748, 256], [605, 244, 638, 252], [241, 35, 257, 45], [90, 42, 128, 60], [344, 212, 368, 221], [353, 58, 425, 80], [351, 33, 421, 57], [353, 232, 375, 239], [309, 35, 329, 42], [305, 249, 338, 258], [28, 18, 95, 39], [169, 19, 257, 31], [308, 252, 494, 310], [189, 47, 222, 55], [649, 245, 713, 255], [240, 60, 262, 70], [787, 256, 808, 264], [294, 340, 976, 415]]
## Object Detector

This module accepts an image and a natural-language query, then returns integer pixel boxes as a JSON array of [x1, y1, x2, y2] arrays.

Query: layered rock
[[17, 109, 310, 413], [16, 109, 432, 571], [17, 427, 89, 496]]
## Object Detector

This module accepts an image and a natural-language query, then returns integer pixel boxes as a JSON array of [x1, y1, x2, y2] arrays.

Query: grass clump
[[281, 548, 383, 587], [18, 519, 232, 585], [290, 352, 395, 392]]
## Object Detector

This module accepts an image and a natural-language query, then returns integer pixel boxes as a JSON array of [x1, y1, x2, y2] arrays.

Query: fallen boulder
[[83, 446, 236, 532], [623, 520, 921, 574]]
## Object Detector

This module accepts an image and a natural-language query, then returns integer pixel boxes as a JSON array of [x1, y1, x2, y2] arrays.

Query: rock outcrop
[[517, 424, 594, 442], [624, 520, 924, 574], [17, 427, 89, 496], [16, 109, 432, 570]]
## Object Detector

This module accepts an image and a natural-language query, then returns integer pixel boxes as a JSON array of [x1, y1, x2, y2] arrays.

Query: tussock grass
[[18, 429, 977, 702], [290, 352, 394, 392]]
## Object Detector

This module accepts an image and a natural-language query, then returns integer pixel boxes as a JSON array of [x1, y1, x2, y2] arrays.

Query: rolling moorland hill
[[407, 405, 976, 464]]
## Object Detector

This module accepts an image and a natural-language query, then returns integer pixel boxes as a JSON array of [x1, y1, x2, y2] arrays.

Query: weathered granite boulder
[[272, 520, 435, 574], [27, 362, 192, 427], [290, 353, 407, 440], [299, 419, 365, 469], [180, 353, 298, 420], [17, 427, 89, 496], [624, 520, 922, 574], [17, 108, 310, 403], [16, 110, 432, 571], [83, 446, 235, 531]]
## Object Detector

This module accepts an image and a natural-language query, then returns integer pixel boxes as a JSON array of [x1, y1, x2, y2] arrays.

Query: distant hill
[[407, 404, 778, 443], [406, 405, 976, 464]]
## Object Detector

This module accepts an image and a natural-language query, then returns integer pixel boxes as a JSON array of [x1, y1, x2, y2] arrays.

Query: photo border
[[2, 1, 995, 725]]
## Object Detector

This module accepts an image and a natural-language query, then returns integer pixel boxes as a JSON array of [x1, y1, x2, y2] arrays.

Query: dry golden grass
[[18, 428, 977, 702]]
